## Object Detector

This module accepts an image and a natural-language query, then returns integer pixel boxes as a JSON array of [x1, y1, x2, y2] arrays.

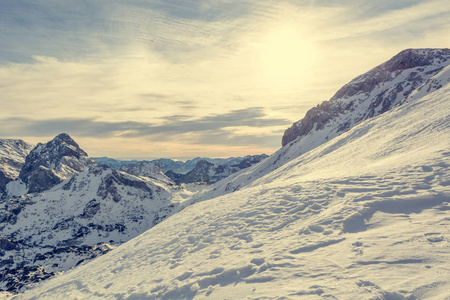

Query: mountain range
[[1, 48, 449, 299], [93, 156, 267, 175], [164, 155, 268, 184]]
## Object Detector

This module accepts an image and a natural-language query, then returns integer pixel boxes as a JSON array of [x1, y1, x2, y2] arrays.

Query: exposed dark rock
[[0, 239, 17, 251], [74, 226, 91, 238], [165, 170, 183, 183], [97, 168, 153, 202], [0, 172, 11, 193], [81, 199, 101, 218], [1, 244, 112, 293], [234, 155, 267, 169], [26, 166, 62, 193], [52, 218, 78, 231], [178, 160, 215, 184]]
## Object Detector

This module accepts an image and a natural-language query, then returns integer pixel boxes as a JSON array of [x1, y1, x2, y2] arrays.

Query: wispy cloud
[[0, 107, 289, 147]]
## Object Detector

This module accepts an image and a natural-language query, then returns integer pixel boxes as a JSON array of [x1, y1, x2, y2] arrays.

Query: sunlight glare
[[258, 26, 316, 88]]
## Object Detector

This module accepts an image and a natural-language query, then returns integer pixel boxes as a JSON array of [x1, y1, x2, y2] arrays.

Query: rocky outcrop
[[282, 48, 450, 146]]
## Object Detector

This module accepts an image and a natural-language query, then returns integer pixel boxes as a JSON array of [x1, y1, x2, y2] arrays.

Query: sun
[[258, 25, 315, 88]]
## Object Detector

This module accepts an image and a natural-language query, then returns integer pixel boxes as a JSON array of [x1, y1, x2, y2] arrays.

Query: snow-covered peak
[[282, 48, 450, 146], [0, 139, 34, 164], [17, 133, 96, 193], [331, 48, 450, 98]]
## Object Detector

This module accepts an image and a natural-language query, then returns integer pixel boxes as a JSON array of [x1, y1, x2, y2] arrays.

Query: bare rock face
[[18, 133, 95, 193], [282, 48, 450, 147]]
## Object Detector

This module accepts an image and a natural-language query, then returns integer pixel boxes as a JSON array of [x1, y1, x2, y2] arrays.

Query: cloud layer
[[0, 107, 287, 143]]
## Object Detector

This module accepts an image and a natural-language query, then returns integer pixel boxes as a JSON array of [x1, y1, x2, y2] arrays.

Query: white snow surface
[[17, 65, 450, 299]]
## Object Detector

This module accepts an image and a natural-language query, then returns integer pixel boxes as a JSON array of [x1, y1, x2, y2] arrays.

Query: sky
[[0, 0, 449, 159]]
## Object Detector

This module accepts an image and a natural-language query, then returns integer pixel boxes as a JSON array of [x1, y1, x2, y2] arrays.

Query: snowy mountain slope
[[0, 140, 34, 193], [194, 48, 450, 202], [16, 55, 450, 299]]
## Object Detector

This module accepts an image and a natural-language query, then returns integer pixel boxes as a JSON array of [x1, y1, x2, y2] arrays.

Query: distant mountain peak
[[17, 133, 94, 193], [53, 132, 81, 147], [165, 155, 268, 184], [42, 133, 88, 157]]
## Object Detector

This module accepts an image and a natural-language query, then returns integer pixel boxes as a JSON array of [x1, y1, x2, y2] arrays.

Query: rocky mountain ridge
[[93, 155, 267, 175], [282, 48, 450, 146], [119, 162, 175, 185]]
